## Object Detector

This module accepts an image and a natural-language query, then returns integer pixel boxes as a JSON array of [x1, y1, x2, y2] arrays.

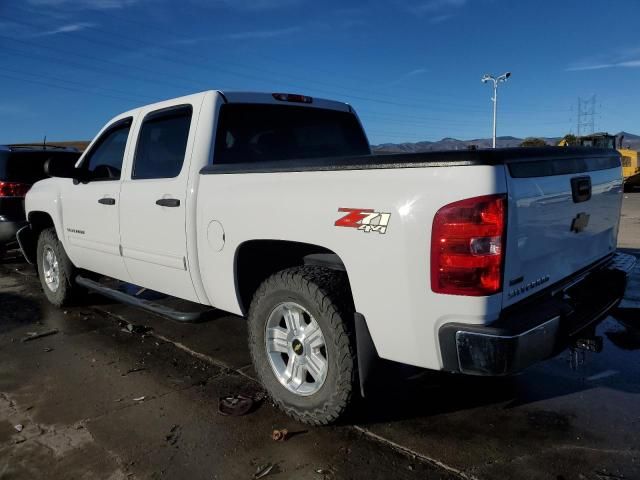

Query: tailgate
[[502, 152, 622, 307]]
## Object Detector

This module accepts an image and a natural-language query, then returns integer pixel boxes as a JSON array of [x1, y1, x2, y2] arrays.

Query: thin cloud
[[28, 22, 95, 37], [430, 14, 453, 23], [0, 105, 32, 116], [192, 0, 304, 11], [385, 67, 428, 87], [222, 26, 301, 41], [567, 55, 640, 71], [26, 0, 139, 9], [408, 0, 467, 14], [166, 36, 212, 46], [406, 68, 428, 77]]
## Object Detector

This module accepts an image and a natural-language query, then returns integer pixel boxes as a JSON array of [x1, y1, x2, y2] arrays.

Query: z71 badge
[[334, 208, 391, 234]]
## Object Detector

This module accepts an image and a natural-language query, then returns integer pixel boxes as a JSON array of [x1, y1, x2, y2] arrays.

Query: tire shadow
[[0, 292, 42, 334], [351, 359, 519, 425]]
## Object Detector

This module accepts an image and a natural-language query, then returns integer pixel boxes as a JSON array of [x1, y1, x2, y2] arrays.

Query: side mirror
[[44, 157, 85, 182]]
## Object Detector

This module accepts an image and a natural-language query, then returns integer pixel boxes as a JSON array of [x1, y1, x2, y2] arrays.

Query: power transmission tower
[[576, 95, 597, 136]]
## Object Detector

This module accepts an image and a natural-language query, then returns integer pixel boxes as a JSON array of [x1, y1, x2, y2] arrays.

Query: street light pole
[[481, 72, 511, 148]]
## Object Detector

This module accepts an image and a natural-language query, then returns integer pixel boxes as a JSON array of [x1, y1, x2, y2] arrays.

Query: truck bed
[[200, 147, 618, 175]]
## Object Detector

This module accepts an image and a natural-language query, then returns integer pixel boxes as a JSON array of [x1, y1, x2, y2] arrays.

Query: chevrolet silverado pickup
[[18, 90, 636, 425]]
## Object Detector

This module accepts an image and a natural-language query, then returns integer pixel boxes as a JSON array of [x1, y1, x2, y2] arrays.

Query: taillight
[[0, 182, 31, 197], [430, 194, 506, 296]]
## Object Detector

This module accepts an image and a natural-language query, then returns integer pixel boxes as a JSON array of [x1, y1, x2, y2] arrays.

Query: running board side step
[[76, 276, 213, 323]]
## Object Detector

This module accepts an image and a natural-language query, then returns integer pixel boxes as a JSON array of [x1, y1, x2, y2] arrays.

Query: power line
[[0, 35, 216, 91], [1, 65, 159, 102], [39, 5, 567, 114], [0, 72, 147, 104], [0, 46, 200, 94], [1, 15, 568, 116]]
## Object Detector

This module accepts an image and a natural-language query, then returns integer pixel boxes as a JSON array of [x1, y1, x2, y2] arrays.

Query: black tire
[[36, 228, 81, 307], [247, 266, 357, 425]]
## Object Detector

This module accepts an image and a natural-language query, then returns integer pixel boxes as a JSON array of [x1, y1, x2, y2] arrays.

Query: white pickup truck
[[18, 90, 636, 425]]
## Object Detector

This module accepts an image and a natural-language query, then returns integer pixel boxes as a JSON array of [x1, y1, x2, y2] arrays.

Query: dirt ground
[[1, 192, 639, 480]]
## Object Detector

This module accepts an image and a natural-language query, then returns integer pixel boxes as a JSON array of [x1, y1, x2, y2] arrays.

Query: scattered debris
[[122, 367, 147, 376], [132, 396, 146, 402], [118, 320, 151, 335], [254, 464, 274, 479], [315, 468, 334, 478], [217, 394, 254, 416], [14, 424, 23, 432], [21, 329, 59, 343], [271, 428, 289, 442], [165, 424, 181, 446]]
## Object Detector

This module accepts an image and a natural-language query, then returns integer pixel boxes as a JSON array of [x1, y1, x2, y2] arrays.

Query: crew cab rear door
[[502, 150, 622, 307], [118, 103, 199, 302]]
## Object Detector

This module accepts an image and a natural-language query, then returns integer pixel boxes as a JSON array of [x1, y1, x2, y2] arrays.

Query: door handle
[[98, 197, 116, 205], [155, 198, 180, 207]]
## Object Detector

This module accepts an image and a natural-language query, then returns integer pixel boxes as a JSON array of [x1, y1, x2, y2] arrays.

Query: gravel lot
[[1, 192, 639, 480]]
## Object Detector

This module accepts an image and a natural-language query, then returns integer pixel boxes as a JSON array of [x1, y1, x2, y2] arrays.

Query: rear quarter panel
[[196, 164, 507, 369]]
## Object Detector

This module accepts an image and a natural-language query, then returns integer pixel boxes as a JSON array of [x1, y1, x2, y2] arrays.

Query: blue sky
[[1, 0, 639, 145]]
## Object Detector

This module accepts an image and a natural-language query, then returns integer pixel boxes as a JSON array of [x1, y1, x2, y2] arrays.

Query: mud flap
[[354, 312, 379, 398], [16, 225, 36, 265]]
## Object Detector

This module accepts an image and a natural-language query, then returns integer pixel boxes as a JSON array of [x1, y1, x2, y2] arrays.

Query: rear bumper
[[438, 252, 636, 376], [0, 218, 26, 245]]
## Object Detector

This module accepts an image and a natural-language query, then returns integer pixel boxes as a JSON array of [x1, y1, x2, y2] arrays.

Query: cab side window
[[83, 119, 132, 181], [132, 106, 192, 180]]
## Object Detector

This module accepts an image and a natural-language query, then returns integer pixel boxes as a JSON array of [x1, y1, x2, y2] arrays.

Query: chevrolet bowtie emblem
[[571, 212, 590, 233]]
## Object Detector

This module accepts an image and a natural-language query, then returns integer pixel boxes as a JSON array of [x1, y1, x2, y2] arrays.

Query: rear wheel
[[36, 228, 82, 307], [248, 266, 357, 425]]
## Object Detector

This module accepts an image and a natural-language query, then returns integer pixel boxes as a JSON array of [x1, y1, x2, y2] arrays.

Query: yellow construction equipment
[[558, 133, 640, 191]]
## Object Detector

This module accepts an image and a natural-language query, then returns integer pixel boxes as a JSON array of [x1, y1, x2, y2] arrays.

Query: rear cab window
[[213, 104, 370, 165], [132, 105, 192, 180]]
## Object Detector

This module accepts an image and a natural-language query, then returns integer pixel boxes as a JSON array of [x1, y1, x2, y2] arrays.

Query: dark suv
[[0, 145, 81, 257]]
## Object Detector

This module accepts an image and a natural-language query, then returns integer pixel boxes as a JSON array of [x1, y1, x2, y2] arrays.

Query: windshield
[[213, 104, 370, 164]]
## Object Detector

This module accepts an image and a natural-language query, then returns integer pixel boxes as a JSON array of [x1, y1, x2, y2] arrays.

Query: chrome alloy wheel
[[265, 302, 328, 396], [42, 246, 60, 292]]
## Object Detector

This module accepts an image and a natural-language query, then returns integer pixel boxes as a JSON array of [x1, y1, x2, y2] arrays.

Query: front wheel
[[36, 228, 82, 307], [248, 266, 357, 425]]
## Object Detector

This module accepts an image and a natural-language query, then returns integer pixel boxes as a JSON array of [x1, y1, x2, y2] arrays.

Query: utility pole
[[577, 95, 596, 137], [481, 72, 511, 148]]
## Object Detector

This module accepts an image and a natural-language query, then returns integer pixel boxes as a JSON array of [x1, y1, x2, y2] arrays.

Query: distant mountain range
[[372, 131, 640, 153], [29, 131, 640, 155]]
